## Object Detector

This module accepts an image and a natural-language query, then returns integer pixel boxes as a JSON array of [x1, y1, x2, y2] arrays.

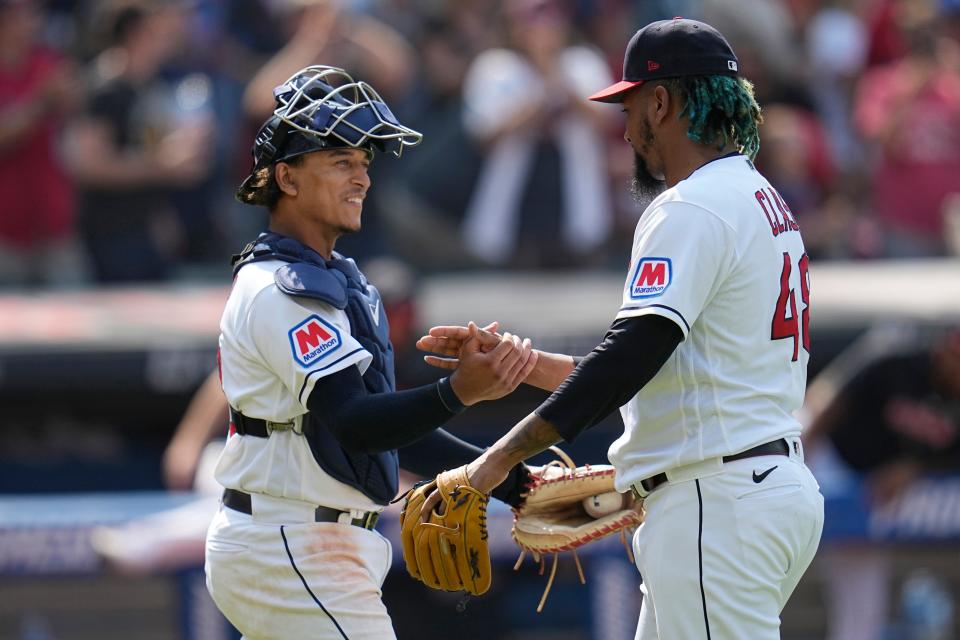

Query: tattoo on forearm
[[501, 414, 563, 462]]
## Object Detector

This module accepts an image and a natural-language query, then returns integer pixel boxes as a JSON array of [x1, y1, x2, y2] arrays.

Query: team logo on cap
[[647, 60, 661, 71], [630, 257, 672, 299], [289, 315, 342, 367], [728, 60, 738, 71]]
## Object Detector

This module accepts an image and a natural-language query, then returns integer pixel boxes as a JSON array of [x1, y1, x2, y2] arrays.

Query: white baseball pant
[[205, 502, 394, 640], [633, 441, 824, 639]]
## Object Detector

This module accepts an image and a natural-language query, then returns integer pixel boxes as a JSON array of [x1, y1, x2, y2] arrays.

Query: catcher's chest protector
[[232, 232, 399, 504]]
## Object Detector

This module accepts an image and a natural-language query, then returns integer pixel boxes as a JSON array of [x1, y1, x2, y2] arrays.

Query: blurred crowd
[[2, 0, 960, 288], [801, 324, 960, 640]]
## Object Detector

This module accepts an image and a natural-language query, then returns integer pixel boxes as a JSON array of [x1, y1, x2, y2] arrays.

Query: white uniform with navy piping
[[205, 258, 396, 640], [609, 154, 824, 639]]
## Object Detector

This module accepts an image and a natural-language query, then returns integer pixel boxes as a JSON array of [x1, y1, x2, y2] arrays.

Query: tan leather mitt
[[512, 447, 644, 611], [399, 465, 491, 596]]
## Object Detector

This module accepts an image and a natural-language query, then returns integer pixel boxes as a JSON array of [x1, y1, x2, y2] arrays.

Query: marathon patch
[[629, 257, 672, 299], [288, 315, 342, 368]]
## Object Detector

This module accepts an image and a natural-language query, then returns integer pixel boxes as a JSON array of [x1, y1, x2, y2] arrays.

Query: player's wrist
[[466, 452, 513, 495], [489, 461, 531, 507], [479, 446, 524, 473], [437, 376, 469, 412]]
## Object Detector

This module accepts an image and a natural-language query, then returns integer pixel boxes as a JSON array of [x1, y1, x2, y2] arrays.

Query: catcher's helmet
[[238, 65, 422, 203]]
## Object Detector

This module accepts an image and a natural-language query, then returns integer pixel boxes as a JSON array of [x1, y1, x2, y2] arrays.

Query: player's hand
[[416, 321, 501, 369], [420, 453, 512, 521], [292, 1, 342, 51], [448, 323, 538, 405]]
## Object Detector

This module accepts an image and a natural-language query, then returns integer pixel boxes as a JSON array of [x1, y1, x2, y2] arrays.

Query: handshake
[[406, 325, 644, 611], [415, 321, 539, 406]]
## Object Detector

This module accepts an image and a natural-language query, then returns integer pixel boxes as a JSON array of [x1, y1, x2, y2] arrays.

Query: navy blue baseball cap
[[589, 18, 739, 103]]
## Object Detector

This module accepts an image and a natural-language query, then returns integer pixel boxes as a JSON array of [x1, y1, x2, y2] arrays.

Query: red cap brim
[[588, 80, 644, 103]]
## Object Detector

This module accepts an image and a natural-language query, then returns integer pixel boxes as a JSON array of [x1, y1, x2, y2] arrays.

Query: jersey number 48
[[771, 252, 810, 362]]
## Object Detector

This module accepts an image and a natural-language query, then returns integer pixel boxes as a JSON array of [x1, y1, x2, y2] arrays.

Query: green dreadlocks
[[661, 75, 763, 160]]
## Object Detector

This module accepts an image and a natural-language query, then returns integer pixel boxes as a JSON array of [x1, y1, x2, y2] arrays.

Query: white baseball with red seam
[[582, 491, 626, 518]]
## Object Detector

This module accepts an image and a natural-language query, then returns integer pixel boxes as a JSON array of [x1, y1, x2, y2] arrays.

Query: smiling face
[[268, 145, 374, 257], [281, 148, 372, 236]]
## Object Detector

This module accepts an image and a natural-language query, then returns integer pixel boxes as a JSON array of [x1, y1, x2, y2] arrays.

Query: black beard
[[630, 152, 666, 204]]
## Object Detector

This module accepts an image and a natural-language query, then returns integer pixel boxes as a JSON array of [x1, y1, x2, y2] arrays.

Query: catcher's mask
[[237, 65, 422, 203]]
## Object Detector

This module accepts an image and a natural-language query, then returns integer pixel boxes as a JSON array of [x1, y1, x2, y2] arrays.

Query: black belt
[[637, 438, 791, 495], [230, 408, 269, 437], [222, 489, 380, 530], [231, 408, 298, 438]]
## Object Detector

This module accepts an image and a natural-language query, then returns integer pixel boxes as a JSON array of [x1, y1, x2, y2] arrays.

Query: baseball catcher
[[204, 62, 541, 640]]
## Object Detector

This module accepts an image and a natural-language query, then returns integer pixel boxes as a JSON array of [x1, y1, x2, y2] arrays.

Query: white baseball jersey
[[608, 154, 810, 491], [214, 259, 381, 512]]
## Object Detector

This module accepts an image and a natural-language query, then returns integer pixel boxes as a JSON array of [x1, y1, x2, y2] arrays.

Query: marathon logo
[[630, 257, 672, 299], [289, 315, 342, 368]]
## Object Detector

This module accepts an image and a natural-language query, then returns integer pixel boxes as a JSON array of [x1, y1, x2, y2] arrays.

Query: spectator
[[804, 0, 869, 171], [699, 0, 808, 105], [581, 1, 655, 264], [805, 328, 960, 503], [863, 0, 938, 68], [756, 103, 845, 257], [804, 326, 960, 640], [64, 0, 213, 283], [169, 0, 289, 257], [757, 104, 835, 219], [241, 0, 416, 120], [240, 0, 417, 263], [370, 18, 486, 270], [461, 0, 615, 268], [854, 17, 960, 256], [0, 0, 83, 287]]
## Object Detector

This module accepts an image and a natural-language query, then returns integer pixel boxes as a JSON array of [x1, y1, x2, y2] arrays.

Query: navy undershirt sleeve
[[399, 430, 530, 507], [306, 366, 460, 453], [306, 366, 530, 506], [536, 315, 683, 442]]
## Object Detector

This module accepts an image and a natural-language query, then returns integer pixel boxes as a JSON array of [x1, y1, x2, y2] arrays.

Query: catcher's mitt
[[399, 465, 491, 596], [512, 447, 644, 612]]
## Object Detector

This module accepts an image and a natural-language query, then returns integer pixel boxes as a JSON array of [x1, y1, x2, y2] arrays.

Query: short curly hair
[[661, 75, 763, 160]]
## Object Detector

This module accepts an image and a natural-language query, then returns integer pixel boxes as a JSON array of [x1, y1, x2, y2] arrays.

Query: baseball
[[582, 492, 625, 518]]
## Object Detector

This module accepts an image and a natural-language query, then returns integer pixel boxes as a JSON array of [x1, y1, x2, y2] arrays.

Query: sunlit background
[[1, 0, 959, 638]]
